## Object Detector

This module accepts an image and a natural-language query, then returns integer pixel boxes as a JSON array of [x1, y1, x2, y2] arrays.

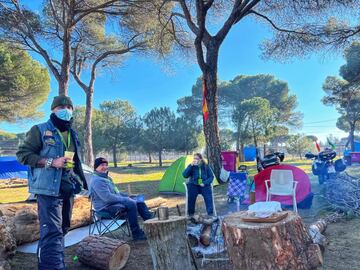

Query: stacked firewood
[[323, 173, 360, 216]]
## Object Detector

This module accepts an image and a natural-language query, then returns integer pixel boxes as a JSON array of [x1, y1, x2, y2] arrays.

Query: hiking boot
[[132, 230, 147, 241]]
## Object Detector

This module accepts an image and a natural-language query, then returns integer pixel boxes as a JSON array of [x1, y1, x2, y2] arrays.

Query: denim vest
[[28, 120, 83, 196]]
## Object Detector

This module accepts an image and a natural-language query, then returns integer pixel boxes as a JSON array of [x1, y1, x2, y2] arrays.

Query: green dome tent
[[158, 156, 219, 194]]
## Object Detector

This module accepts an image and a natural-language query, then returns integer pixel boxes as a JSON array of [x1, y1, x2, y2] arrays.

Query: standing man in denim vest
[[16, 95, 87, 270]]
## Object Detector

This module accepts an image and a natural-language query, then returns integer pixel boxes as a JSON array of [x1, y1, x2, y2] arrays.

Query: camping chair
[[265, 169, 298, 213], [227, 172, 249, 211], [183, 182, 217, 217], [89, 200, 131, 239]]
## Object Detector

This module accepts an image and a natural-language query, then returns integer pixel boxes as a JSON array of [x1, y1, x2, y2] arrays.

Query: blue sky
[[0, 7, 349, 142]]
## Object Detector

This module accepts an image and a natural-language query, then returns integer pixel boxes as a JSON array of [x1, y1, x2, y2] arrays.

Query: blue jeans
[[187, 183, 214, 216], [103, 198, 152, 235], [37, 193, 74, 270]]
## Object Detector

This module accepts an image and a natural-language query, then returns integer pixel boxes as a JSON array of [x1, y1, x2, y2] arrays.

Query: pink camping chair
[[265, 169, 298, 213]]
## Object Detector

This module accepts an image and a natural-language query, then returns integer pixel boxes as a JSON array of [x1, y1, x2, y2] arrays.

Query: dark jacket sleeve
[[16, 125, 43, 168], [182, 164, 193, 178], [203, 165, 214, 185]]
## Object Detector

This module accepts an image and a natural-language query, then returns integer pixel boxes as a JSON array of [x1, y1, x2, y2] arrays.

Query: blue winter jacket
[[90, 172, 129, 212], [182, 163, 214, 185]]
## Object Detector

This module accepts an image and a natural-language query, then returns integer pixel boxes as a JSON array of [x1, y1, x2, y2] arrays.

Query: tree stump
[[0, 216, 16, 270], [143, 216, 193, 270], [222, 211, 323, 270], [77, 235, 130, 270]]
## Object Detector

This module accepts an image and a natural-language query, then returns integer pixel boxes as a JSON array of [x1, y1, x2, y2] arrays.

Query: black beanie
[[51, 95, 73, 110], [94, 157, 108, 170]]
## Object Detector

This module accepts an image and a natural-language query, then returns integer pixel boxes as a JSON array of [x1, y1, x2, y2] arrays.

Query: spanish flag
[[202, 77, 209, 122], [315, 140, 321, 152]]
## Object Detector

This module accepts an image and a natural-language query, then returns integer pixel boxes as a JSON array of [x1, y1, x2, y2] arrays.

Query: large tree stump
[[143, 216, 193, 270], [0, 216, 16, 270], [77, 235, 130, 270], [222, 211, 323, 270]]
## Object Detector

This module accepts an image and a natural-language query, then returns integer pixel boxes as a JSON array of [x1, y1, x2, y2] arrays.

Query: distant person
[[182, 153, 214, 216], [16, 96, 87, 270], [90, 157, 154, 240]]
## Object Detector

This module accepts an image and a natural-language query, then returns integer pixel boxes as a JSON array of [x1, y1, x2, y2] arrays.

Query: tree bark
[[263, 143, 267, 156], [158, 151, 162, 167], [0, 216, 16, 267], [240, 142, 245, 162], [349, 124, 355, 151], [143, 216, 193, 270], [59, 27, 72, 96], [113, 146, 118, 168], [77, 235, 130, 270], [203, 66, 221, 179], [83, 90, 94, 166], [222, 211, 323, 270], [148, 153, 152, 163]]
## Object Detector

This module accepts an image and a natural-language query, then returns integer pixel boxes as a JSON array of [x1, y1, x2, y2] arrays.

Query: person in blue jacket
[[90, 157, 154, 240], [182, 153, 214, 216]]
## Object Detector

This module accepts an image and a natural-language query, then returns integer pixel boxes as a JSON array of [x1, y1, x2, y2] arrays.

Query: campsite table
[[222, 211, 323, 269], [143, 216, 193, 270]]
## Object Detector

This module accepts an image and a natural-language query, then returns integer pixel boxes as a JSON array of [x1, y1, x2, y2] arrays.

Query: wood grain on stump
[[77, 235, 130, 270], [143, 216, 193, 270], [222, 211, 323, 270]]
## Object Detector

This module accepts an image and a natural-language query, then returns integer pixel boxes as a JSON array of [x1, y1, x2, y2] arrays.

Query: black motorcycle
[[305, 149, 346, 184], [256, 151, 285, 172]]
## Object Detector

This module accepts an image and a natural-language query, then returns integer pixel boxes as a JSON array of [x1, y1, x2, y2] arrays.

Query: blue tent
[[355, 141, 360, 152], [0, 156, 28, 179], [244, 146, 256, 161]]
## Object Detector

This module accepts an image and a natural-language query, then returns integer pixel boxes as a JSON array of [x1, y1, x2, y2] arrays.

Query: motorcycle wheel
[[318, 174, 325, 185]]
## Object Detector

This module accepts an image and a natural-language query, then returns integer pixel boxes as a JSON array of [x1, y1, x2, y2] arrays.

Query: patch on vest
[[44, 130, 53, 136], [43, 130, 56, 145]]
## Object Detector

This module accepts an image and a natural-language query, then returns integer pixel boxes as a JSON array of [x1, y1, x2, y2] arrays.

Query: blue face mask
[[55, 108, 73, 121]]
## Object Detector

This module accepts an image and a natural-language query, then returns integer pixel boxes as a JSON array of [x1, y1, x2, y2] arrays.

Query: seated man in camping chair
[[90, 157, 154, 241]]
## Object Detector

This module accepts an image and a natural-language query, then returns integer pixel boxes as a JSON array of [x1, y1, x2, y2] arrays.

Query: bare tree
[[69, 2, 180, 164], [0, 0, 136, 95], [157, 0, 359, 177]]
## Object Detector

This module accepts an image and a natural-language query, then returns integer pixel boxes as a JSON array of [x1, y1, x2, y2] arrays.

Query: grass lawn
[[0, 159, 313, 204]]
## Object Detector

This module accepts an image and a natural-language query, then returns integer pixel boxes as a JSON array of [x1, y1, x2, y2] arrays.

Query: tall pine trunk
[[158, 151, 162, 167], [148, 153, 152, 164], [349, 124, 355, 151], [83, 90, 94, 166], [240, 142, 245, 162], [203, 71, 221, 179], [113, 146, 118, 168], [59, 28, 72, 96], [202, 45, 222, 179]]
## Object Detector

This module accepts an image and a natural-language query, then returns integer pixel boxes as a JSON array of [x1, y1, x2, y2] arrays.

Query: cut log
[[77, 235, 130, 270], [309, 219, 327, 251], [222, 211, 323, 270], [145, 197, 167, 209], [144, 216, 193, 270], [199, 224, 212, 247], [0, 196, 91, 245], [0, 195, 167, 245]]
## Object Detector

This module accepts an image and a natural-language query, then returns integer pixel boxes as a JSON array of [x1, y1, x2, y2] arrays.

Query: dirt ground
[[9, 167, 360, 270]]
